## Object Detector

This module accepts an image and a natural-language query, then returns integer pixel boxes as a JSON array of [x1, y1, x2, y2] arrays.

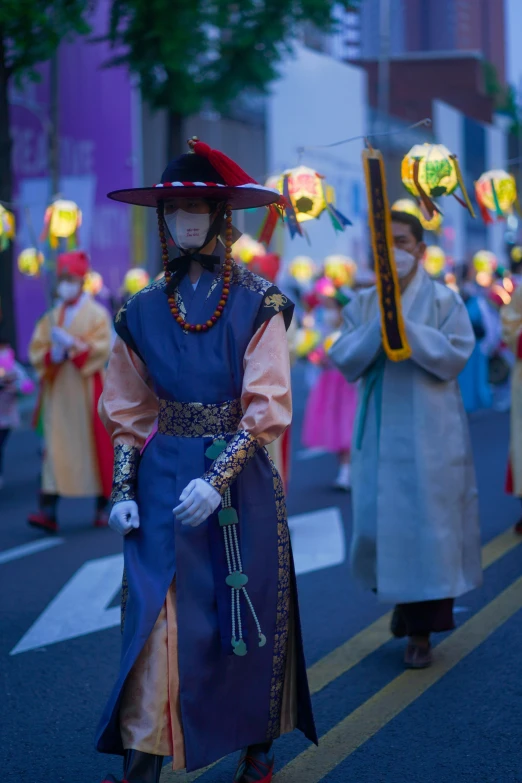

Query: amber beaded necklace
[[157, 203, 233, 333]]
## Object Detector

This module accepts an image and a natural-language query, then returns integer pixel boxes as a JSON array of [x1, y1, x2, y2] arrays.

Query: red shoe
[[233, 746, 274, 783], [28, 511, 58, 534], [94, 508, 110, 528], [514, 519, 522, 535]]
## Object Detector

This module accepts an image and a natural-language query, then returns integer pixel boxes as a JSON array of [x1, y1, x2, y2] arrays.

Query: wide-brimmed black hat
[[107, 140, 281, 210]]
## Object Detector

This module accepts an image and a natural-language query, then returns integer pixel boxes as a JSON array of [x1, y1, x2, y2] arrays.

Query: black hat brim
[[107, 183, 280, 209]]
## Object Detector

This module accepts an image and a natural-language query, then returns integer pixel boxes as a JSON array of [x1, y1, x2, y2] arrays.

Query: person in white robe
[[329, 211, 482, 669]]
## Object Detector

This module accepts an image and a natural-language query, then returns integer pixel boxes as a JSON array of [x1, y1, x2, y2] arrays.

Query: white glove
[[173, 478, 221, 528], [51, 326, 76, 349], [50, 343, 67, 364], [109, 500, 140, 536]]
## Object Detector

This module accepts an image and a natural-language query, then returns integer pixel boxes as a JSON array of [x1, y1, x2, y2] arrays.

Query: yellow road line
[[307, 525, 520, 696], [275, 572, 522, 783], [161, 525, 521, 782]]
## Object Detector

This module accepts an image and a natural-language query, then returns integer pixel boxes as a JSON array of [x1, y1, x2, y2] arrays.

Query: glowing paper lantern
[[289, 256, 316, 284], [511, 246, 522, 263], [249, 253, 280, 282], [0, 206, 16, 251], [315, 276, 337, 298], [423, 246, 446, 277], [123, 268, 150, 295], [392, 198, 442, 233], [324, 255, 357, 287], [84, 271, 104, 296], [41, 199, 82, 249], [295, 327, 321, 359], [232, 234, 266, 264], [266, 166, 351, 238], [473, 250, 497, 275], [475, 170, 519, 223], [401, 143, 474, 218], [17, 247, 44, 277]]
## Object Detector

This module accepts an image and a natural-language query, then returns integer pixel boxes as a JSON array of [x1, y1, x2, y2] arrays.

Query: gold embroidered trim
[[267, 460, 291, 740], [158, 398, 242, 438], [121, 569, 128, 634], [264, 292, 288, 312], [202, 430, 259, 495], [111, 444, 140, 503]]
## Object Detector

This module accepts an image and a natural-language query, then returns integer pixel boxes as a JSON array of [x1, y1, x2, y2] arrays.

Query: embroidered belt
[[157, 398, 243, 438]]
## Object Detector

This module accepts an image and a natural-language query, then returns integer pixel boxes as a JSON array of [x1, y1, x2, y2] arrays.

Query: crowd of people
[[1, 139, 521, 783]]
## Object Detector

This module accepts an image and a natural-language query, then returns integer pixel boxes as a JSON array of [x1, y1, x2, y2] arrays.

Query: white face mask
[[165, 209, 210, 250], [393, 248, 417, 279], [57, 280, 82, 302]]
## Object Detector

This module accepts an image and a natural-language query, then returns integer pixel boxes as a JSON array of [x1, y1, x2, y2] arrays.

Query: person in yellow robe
[[28, 250, 113, 533], [501, 284, 522, 532]]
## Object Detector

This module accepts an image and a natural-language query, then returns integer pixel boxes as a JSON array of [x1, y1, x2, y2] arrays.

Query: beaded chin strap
[[205, 439, 266, 657], [156, 202, 233, 333]]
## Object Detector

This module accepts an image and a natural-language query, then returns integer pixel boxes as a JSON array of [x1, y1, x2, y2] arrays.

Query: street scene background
[[3, 1, 522, 781]]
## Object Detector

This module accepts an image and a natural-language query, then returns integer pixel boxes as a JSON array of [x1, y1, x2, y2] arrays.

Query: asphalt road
[[1, 375, 522, 783]]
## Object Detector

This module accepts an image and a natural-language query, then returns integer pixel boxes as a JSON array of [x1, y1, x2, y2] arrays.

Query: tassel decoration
[[189, 140, 257, 186], [413, 159, 438, 218], [451, 155, 476, 218], [283, 175, 303, 239]]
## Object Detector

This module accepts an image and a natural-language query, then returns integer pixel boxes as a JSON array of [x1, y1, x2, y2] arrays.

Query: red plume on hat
[[190, 141, 258, 187], [190, 139, 286, 246], [57, 250, 90, 278]]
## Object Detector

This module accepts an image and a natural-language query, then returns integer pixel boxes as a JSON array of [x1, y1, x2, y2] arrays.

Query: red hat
[[57, 250, 90, 279]]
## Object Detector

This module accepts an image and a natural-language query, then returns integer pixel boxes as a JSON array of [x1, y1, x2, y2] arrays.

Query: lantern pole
[[518, 78, 522, 247], [377, 0, 391, 143]]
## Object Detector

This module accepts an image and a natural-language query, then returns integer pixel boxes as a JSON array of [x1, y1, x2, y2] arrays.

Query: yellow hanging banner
[[362, 148, 412, 362]]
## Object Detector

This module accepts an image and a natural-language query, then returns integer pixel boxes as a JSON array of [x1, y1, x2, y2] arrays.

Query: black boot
[[233, 741, 274, 783], [101, 749, 163, 783], [123, 749, 163, 783]]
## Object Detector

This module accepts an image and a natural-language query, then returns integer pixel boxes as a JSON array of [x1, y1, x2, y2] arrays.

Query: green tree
[[105, 0, 360, 157], [0, 1, 91, 347]]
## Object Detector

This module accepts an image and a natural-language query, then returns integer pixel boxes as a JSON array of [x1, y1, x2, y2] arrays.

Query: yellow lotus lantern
[[0, 205, 16, 251], [323, 255, 357, 287], [266, 166, 351, 238], [289, 256, 316, 284], [423, 246, 446, 277], [473, 250, 497, 274], [17, 247, 44, 277], [41, 199, 82, 249], [401, 143, 474, 218], [232, 234, 266, 265], [123, 268, 150, 295], [84, 271, 104, 296], [511, 246, 522, 263], [295, 327, 321, 359], [475, 170, 519, 223], [392, 198, 443, 233]]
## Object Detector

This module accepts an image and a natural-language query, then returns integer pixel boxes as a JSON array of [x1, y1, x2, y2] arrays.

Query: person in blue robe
[[96, 140, 317, 783], [458, 287, 492, 413]]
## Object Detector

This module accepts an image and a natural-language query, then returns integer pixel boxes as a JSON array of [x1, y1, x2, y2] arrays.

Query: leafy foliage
[[0, 0, 92, 80], [483, 60, 520, 133], [105, 0, 357, 115]]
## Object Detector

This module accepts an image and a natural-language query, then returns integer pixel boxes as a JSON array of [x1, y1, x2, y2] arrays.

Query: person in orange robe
[[28, 250, 113, 532]]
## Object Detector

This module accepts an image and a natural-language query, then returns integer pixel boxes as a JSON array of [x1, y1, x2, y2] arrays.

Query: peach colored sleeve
[[99, 336, 159, 449], [240, 311, 292, 447]]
